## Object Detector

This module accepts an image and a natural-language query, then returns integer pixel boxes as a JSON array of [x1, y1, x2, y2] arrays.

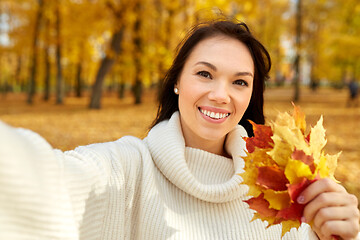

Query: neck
[[184, 134, 228, 157]]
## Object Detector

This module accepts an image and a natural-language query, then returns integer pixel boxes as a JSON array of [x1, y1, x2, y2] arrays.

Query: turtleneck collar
[[145, 111, 249, 203]]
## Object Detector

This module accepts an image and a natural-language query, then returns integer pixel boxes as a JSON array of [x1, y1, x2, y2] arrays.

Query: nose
[[208, 82, 231, 104]]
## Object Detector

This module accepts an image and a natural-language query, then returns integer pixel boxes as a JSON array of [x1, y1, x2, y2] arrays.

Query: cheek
[[178, 91, 195, 114], [234, 89, 253, 117]]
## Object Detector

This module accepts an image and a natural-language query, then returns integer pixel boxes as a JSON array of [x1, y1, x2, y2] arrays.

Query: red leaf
[[287, 177, 314, 202], [305, 131, 311, 143], [244, 193, 278, 218], [256, 166, 289, 191], [276, 202, 304, 222], [245, 120, 274, 153], [277, 177, 319, 222], [291, 149, 316, 173]]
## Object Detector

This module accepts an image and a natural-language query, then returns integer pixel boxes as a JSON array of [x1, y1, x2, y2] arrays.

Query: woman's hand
[[298, 178, 360, 240]]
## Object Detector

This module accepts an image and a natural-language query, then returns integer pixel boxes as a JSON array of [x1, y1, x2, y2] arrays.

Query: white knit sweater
[[0, 112, 319, 239]]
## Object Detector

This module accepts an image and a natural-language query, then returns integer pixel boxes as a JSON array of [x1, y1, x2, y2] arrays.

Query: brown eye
[[233, 80, 248, 86], [197, 71, 212, 79]]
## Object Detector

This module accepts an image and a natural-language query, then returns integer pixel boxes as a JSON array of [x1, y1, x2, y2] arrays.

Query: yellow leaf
[[309, 116, 327, 163], [274, 112, 296, 128], [263, 189, 291, 210], [292, 103, 306, 134], [267, 135, 292, 167], [241, 148, 276, 197], [251, 213, 278, 227], [272, 124, 310, 155], [324, 152, 340, 180], [281, 220, 301, 237], [316, 152, 339, 180], [285, 159, 315, 184]]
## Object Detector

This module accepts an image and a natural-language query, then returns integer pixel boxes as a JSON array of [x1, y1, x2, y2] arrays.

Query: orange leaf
[[291, 149, 316, 173], [292, 103, 306, 134], [244, 120, 274, 153], [244, 193, 278, 218], [256, 166, 289, 191]]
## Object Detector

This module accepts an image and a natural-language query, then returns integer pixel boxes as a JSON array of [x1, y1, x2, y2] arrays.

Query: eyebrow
[[195, 61, 254, 77]]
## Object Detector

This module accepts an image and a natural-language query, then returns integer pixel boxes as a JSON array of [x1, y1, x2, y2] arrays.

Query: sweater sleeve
[[0, 121, 124, 239]]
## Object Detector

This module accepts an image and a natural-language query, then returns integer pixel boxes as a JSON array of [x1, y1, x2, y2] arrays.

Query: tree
[[293, 0, 302, 102], [89, 1, 135, 109], [27, 0, 44, 104], [43, 14, 51, 101], [55, 0, 63, 104], [131, 0, 144, 104]]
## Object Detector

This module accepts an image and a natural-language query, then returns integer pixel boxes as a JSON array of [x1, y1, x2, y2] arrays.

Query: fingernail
[[301, 216, 306, 223], [297, 195, 305, 204]]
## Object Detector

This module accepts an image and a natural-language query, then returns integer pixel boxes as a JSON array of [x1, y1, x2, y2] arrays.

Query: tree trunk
[[27, 0, 44, 104], [132, 1, 143, 104], [44, 45, 51, 101], [75, 61, 82, 97], [118, 81, 125, 99], [15, 55, 22, 90], [293, 0, 302, 102], [89, 28, 124, 109], [43, 18, 51, 101], [55, 0, 63, 104], [133, 80, 142, 104]]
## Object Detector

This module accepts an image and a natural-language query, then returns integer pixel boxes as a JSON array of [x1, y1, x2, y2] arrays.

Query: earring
[[174, 87, 179, 94]]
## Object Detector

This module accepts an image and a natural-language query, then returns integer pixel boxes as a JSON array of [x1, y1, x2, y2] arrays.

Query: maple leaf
[[292, 103, 306, 134], [263, 189, 291, 210], [324, 152, 341, 180], [273, 125, 310, 155], [285, 158, 314, 184], [241, 104, 340, 239], [316, 152, 340, 181], [276, 202, 304, 222], [281, 220, 301, 237], [244, 120, 274, 153], [256, 166, 289, 191], [287, 177, 317, 202], [309, 116, 327, 163], [245, 193, 278, 218], [267, 135, 293, 167], [291, 149, 316, 173]]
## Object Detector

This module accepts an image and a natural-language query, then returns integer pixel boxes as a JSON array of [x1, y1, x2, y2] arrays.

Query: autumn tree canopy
[[0, 0, 359, 106]]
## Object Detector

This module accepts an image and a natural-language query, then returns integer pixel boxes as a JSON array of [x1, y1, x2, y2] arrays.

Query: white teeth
[[200, 108, 230, 119]]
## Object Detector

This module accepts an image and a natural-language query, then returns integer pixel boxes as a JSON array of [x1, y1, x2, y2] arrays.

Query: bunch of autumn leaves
[[241, 105, 339, 237]]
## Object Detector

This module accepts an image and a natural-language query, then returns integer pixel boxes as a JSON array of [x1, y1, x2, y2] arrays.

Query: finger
[[298, 178, 346, 204], [312, 206, 358, 230], [316, 220, 360, 240], [303, 192, 356, 223]]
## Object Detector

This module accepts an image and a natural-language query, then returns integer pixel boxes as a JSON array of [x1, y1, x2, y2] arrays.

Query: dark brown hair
[[151, 19, 271, 137]]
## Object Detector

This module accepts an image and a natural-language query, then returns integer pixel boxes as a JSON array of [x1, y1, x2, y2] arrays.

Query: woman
[[0, 20, 358, 240]]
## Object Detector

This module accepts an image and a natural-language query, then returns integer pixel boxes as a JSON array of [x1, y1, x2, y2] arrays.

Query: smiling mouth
[[198, 107, 230, 120]]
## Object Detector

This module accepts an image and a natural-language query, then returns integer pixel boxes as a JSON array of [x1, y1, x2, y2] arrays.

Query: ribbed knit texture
[[0, 113, 322, 239]]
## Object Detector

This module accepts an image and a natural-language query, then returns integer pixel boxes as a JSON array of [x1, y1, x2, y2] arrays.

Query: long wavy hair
[[151, 20, 271, 137]]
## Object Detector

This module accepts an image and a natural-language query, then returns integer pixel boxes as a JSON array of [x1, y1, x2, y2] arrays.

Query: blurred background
[[0, 0, 359, 205]]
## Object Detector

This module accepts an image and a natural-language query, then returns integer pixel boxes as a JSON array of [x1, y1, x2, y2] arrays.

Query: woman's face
[[176, 35, 254, 155]]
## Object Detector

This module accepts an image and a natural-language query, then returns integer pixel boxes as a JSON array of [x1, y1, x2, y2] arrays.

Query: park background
[[0, 0, 359, 207]]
